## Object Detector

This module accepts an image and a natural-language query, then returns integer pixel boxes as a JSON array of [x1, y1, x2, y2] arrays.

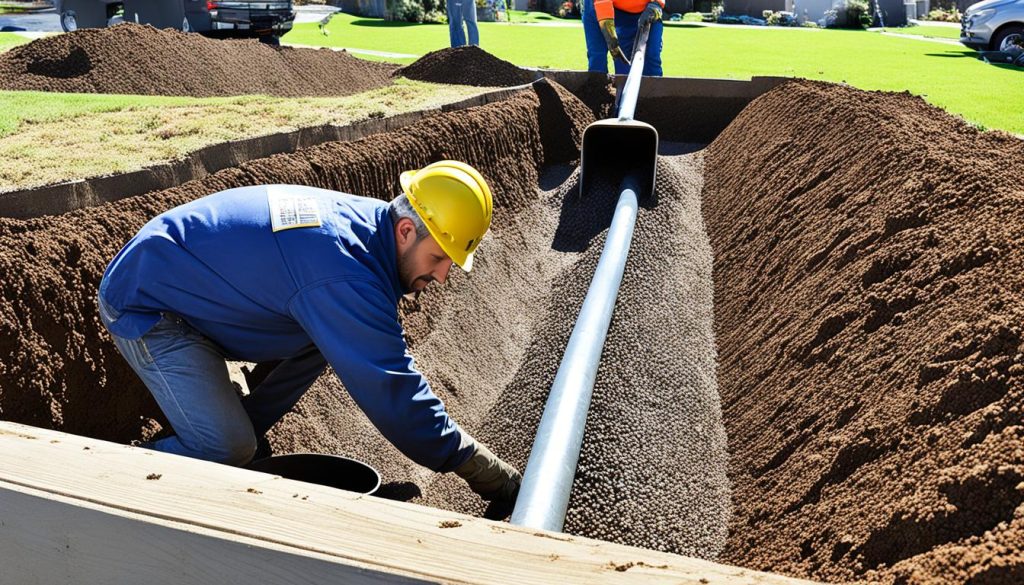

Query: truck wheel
[[60, 10, 78, 32], [993, 25, 1024, 52]]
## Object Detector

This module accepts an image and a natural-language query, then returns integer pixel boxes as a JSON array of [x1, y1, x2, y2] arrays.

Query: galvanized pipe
[[616, 23, 650, 122], [510, 175, 641, 532]]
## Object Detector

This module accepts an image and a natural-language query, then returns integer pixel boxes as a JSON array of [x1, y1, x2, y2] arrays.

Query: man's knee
[[204, 431, 257, 466]]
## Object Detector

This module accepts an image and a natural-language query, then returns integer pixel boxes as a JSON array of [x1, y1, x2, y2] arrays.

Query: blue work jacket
[[99, 184, 472, 472]]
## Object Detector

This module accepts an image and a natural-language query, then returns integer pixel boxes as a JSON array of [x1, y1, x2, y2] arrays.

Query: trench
[[2, 32, 1024, 585], [0, 76, 732, 560]]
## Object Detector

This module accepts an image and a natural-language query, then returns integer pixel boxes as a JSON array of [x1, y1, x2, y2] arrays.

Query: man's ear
[[394, 217, 417, 250]]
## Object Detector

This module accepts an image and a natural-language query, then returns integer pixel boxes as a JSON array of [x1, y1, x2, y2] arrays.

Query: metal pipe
[[616, 23, 651, 122], [510, 174, 641, 532]]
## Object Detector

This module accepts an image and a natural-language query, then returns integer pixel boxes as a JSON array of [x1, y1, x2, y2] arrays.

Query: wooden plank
[[1, 482, 425, 585], [0, 422, 815, 585]]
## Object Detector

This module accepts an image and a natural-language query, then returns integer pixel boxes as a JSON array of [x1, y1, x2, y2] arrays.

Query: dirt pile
[[0, 78, 730, 559], [398, 45, 535, 87], [0, 23, 396, 97], [703, 79, 1024, 583]]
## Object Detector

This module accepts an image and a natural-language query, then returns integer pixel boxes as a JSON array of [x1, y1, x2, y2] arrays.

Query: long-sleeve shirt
[[99, 184, 473, 472], [594, 0, 664, 20]]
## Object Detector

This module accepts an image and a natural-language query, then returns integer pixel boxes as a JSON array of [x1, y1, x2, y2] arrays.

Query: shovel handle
[[615, 21, 651, 122]]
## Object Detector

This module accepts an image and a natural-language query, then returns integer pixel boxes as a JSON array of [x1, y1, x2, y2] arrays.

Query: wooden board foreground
[[0, 422, 815, 585]]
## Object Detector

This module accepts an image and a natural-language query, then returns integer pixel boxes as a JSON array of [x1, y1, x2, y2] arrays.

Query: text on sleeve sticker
[[268, 190, 322, 232]]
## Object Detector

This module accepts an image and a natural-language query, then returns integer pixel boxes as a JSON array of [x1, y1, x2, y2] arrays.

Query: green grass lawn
[[879, 24, 962, 39], [0, 80, 486, 190], [284, 14, 1023, 135], [0, 31, 31, 52], [0, 91, 213, 136]]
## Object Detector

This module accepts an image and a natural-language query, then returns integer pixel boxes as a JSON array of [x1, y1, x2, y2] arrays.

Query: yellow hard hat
[[399, 160, 493, 271]]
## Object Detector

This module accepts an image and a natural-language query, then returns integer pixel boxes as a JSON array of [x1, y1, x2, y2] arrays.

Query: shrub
[[822, 7, 837, 26], [386, 0, 446, 22], [926, 7, 961, 22], [825, 0, 871, 28], [717, 13, 766, 24], [386, 0, 425, 21], [557, 0, 580, 18], [766, 10, 799, 26], [849, 0, 872, 27]]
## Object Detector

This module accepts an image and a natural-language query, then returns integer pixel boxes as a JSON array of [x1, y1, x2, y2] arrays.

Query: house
[[723, 0, 910, 26]]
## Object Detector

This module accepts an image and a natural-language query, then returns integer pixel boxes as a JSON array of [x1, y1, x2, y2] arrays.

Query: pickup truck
[[57, 0, 296, 43]]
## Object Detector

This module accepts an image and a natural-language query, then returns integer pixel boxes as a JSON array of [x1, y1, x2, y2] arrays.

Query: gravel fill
[[704, 79, 1024, 583], [0, 23, 396, 97]]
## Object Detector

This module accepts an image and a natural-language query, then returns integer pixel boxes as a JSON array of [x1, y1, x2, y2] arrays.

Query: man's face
[[394, 217, 454, 294]]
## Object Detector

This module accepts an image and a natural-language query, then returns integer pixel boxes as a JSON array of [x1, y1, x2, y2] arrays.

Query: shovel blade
[[580, 118, 658, 199]]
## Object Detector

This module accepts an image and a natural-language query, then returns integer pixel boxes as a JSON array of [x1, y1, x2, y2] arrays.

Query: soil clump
[[398, 45, 535, 87], [703, 79, 1024, 583], [0, 79, 729, 559], [0, 23, 396, 97]]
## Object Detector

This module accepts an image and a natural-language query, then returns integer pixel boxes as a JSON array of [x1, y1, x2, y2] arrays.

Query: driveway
[[1, 4, 338, 33], [0, 7, 60, 33]]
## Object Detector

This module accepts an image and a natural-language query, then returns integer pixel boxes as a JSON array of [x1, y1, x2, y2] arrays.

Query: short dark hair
[[389, 193, 430, 241]]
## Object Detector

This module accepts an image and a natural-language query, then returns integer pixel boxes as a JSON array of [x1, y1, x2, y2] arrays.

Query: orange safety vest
[[593, 0, 664, 20]]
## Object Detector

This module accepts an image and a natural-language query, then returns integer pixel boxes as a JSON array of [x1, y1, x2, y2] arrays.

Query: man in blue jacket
[[98, 160, 520, 503]]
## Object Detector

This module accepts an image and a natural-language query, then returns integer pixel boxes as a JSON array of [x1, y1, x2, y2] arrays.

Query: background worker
[[97, 161, 520, 504], [582, 0, 664, 76], [447, 0, 480, 47]]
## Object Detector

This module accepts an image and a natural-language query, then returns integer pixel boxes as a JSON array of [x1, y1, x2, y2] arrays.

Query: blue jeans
[[98, 295, 326, 466], [582, 0, 663, 76], [447, 0, 479, 47]]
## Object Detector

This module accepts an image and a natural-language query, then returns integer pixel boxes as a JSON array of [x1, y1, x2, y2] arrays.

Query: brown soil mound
[[0, 79, 730, 559], [704, 79, 1024, 583], [398, 45, 535, 87], [0, 23, 396, 97]]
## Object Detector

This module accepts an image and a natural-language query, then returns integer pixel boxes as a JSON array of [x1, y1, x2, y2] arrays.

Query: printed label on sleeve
[[268, 189, 322, 232]]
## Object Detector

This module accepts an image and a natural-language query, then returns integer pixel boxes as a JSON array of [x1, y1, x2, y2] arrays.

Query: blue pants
[[447, 0, 479, 47], [582, 0, 663, 76], [99, 295, 326, 466]]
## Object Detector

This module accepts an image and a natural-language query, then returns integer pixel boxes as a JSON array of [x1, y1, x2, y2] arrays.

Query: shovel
[[579, 21, 659, 198]]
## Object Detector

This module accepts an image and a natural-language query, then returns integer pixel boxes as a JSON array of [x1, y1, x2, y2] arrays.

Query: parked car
[[960, 0, 1024, 51], [56, 0, 295, 43]]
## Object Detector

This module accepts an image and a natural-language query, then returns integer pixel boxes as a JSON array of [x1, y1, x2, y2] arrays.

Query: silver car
[[961, 0, 1024, 51]]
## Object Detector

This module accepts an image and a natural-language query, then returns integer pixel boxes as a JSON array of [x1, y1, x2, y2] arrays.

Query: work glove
[[599, 18, 631, 65], [454, 439, 522, 503], [638, 1, 663, 27]]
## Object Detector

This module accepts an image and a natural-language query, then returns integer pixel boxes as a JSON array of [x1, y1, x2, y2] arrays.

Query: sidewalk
[[282, 41, 419, 59], [909, 18, 961, 27]]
